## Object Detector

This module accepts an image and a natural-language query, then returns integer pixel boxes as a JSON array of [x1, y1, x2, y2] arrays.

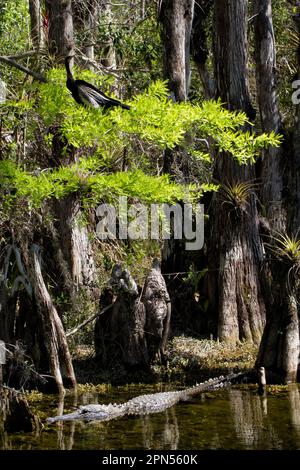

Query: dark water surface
[[1, 384, 300, 450]]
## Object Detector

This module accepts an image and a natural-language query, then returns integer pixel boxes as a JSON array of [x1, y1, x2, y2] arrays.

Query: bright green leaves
[[1, 69, 282, 213], [38, 68, 127, 161], [87, 170, 187, 205], [120, 81, 186, 148], [0, 159, 191, 209], [0, 0, 28, 46], [214, 130, 282, 164], [37, 73, 282, 165]]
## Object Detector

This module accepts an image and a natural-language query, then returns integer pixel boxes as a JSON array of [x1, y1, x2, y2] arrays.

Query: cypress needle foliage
[[0, 159, 188, 209], [0, 68, 281, 214]]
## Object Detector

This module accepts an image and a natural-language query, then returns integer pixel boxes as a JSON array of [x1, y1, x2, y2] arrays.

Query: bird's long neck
[[65, 58, 75, 82]]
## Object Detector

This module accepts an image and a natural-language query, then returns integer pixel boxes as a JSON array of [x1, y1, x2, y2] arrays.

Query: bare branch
[[66, 302, 114, 337], [0, 56, 47, 83], [7, 51, 44, 60], [75, 49, 120, 78]]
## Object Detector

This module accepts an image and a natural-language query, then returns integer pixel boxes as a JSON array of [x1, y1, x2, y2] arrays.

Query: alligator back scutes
[[126, 391, 182, 415]]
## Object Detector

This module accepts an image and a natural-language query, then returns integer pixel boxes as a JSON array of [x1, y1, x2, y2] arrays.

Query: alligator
[[47, 372, 245, 423]]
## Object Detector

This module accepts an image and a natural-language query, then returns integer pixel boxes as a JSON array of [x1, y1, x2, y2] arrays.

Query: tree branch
[[75, 49, 120, 78], [7, 51, 43, 60], [0, 56, 47, 83], [66, 302, 114, 337]]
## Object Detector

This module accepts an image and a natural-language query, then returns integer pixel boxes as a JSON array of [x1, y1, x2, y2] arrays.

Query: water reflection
[[141, 408, 179, 450], [55, 393, 77, 450], [1, 386, 300, 449], [229, 389, 278, 449], [288, 384, 300, 439]]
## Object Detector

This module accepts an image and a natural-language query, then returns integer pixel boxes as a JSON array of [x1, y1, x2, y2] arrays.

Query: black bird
[[65, 56, 130, 110]]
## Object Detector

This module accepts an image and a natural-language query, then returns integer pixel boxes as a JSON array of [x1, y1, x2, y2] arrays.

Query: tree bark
[[99, 1, 117, 69], [0, 246, 15, 345], [1, 388, 41, 433], [143, 260, 171, 362], [95, 263, 172, 367], [213, 0, 255, 118], [159, 0, 196, 273], [0, 245, 32, 345], [46, 0, 74, 59], [28, 245, 76, 393], [254, 0, 286, 231], [54, 197, 97, 289], [208, 0, 265, 343], [256, 5, 300, 383], [29, 0, 45, 51], [159, 0, 195, 101], [291, 13, 300, 232], [256, 261, 300, 383], [95, 268, 148, 367], [191, 0, 215, 98]]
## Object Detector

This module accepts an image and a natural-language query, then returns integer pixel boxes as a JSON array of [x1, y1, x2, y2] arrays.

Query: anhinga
[[65, 56, 130, 110]]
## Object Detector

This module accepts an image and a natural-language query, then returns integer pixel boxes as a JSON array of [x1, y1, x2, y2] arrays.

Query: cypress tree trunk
[[159, 0, 195, 102], [46, 3, 97, 292], [254, 0, 286, 231], [46, 0, 74, 58], [53, 197, 97, 289], [28, 245, 76, 392], [191, 0, 215, 98], [256, 259, 300, 383], [255, 3, 300, 382], [208, 0, 265, 343], [291, 12, 300, 231], [28, 0, 45, 51]]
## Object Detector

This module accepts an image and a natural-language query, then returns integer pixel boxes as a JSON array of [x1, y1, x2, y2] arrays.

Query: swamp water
[[1, 384, 300, 450]]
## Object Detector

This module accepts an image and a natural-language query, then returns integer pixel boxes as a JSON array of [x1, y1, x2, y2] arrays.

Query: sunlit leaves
[[37, 71, 282, 165], [0, 159, 191, 209], [266, 232, 300, 265], [1, 70, 282, 212]]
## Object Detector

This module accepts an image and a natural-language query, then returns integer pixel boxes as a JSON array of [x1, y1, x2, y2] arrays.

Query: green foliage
[[0, 0, 29, 52], [214, 129, 281, 164], [96, 7, 162, 92], [1, 69, 282, 215], [183, 265, 208, 289], [220, 181, 259, 210], [37, 71, 281, 163], [0, 0, 30, 85], [183, 264, 208, 310], [0, 158, 190, 210], [266, 232, 300, 265]]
